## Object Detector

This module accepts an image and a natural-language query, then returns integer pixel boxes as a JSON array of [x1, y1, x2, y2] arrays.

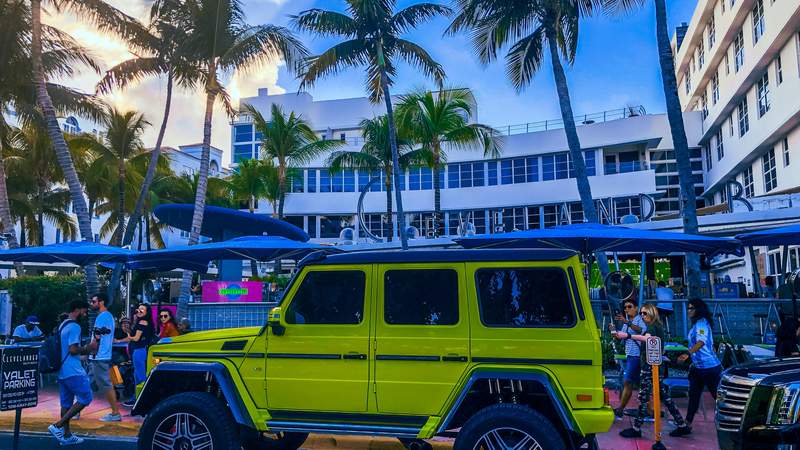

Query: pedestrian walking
[[609, 298, 646, 419], [676, 298, 723, 427], [48, 300, 97, 446], [88, 293, 122, 422], [615, 303, 692, 438]]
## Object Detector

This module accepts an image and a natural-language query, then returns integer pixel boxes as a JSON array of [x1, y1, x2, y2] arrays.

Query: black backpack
[[39, 319, 76, 374]]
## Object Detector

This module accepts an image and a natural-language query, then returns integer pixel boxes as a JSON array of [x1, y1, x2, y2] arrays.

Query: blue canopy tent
[[456, 222, 742, 256], [737, 223, 800, 299], [0, 241, 134, 265], [125, 236, 340, 272]]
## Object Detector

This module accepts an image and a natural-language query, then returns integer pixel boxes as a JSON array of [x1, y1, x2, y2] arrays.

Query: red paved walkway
[[1, 385, 719, 449]]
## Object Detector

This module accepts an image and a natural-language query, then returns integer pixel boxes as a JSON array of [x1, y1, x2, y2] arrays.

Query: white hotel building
[[232, 89, 707, 241]]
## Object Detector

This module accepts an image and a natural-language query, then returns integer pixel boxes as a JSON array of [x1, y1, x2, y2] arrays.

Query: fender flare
[[131, 361, 254, 428], [437, 369, 578, 434]]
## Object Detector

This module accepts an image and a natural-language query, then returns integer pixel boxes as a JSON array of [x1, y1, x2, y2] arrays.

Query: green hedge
[[0, 275, 86, 334]]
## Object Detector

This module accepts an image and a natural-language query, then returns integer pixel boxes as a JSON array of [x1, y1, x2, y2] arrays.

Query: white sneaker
[[100, 413, 122, 422], [60, 435, 85, 446], [48, 424, 65, 441]]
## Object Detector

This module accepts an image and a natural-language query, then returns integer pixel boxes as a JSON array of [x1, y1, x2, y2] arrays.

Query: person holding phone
[[609, 298, 646, 419]]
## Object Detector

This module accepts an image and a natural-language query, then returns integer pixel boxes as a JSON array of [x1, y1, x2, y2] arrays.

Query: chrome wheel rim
[[473, 427, 542, 450], [152, 412, 213, 450]]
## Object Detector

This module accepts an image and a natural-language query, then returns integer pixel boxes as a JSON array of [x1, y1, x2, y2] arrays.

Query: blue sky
[[257, 0, 699, 128]]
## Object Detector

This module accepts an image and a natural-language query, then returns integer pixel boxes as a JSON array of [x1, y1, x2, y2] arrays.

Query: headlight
[[768, 384, 800, 425]]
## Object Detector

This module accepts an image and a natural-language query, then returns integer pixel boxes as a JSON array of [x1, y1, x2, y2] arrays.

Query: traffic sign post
[[0, 346, 40, 450], [646, 336, 665, 450]]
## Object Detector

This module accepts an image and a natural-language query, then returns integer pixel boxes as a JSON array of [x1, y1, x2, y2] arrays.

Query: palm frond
[[391, 3, 453, 34], [291, 9, 358, 37]]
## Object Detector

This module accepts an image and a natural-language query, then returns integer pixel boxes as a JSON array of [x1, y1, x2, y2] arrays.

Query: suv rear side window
[[384, 269, 459, 325], [286, 270, 365, 325], [476, 268, 575, 327]]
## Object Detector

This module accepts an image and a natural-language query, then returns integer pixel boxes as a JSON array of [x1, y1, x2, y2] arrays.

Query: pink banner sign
[[202, 281, 264, 303]]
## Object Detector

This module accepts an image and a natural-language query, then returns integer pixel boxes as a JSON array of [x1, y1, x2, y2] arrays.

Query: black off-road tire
[[241, 431, 309, 450], [137, 391, 241, 450], [454, 403, 567, 450]]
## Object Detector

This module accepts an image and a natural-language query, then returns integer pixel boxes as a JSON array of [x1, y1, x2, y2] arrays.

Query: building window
[[763, 148, 777, 192], [734, 30, 744, 72], [449, 162, 484, 188], [234, 124, 253, 143], [757, 72, 770, 117], [737, 98, 749, 137], [233, 144, 252, 163], [525, 157, 539, 182], [711, 71, 720, 104], [700, 92, 708, 119], [752, 0, 765, 44], [776, 56, 783, 84], [488, 162, 498, 186], [724, 52, 730, 75], [708, 17, 715, 48], [408, 166, 433, 191], [715, 129, 724, 160], [684, 69, 691, 94], [705, 145, 713, 171], [728, 115, 735, 137], [357, 169, 382, 192], [742, 166, 754, 197], [307, 169, 317, 193], [288, 170, 304, 193], [783, 138, 791, 167], [697, 41, 705, 69]]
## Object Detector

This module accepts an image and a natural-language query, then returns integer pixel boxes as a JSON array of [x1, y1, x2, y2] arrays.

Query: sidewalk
[[1, 386, 719, 449]]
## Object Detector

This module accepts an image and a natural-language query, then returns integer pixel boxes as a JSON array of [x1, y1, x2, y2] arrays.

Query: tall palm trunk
[[20, 217, 27, 248], [432, 142, 442, 237], [377, 66, 408, 248], [546, 26, 610, 278], [117, 158, 126, 245], [0, 119, 25, 275], [384, 169, 393, 241], [109, 74, 174, 303], [654, 0, 700, 297], [277, 161, 287, 219], [31, 0, 98, 296], [178, 73, 216, 318]]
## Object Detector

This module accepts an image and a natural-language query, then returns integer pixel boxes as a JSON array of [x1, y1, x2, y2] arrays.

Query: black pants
[[686, 364, 722, 424], [635, 364, 686, 429]]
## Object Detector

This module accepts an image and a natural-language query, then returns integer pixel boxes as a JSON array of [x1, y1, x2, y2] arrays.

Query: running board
[[266, 421, 421, 438]]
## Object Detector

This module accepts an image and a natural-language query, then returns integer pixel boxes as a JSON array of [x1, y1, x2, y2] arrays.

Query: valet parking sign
[[0, 346, 39, 411]]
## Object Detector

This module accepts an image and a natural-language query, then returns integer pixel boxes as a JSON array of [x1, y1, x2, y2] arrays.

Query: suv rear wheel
[[242, 431, 309, 450], [454, 403, 566, 450], [138, 392, 241, 450]]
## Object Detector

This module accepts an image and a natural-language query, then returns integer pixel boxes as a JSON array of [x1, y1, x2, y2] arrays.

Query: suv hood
[[727, 357, 800, 386], [160, 326, 261, 344]]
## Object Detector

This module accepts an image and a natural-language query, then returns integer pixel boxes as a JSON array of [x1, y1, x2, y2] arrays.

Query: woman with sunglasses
[[158, 309, 180, 339], [676, 298, 722, 427], [614, 303, 692, 438], [609, 298, 646, 418], [117, 304, 155, 391]]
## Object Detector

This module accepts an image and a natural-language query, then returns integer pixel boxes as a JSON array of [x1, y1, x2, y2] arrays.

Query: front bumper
[[718, 425, 800, 450]]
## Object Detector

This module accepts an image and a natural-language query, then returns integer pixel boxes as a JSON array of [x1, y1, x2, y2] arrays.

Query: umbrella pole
[[748, 246, 762, 298], [639, 252, 647, 302], [613, 253, 620, 271], [781, 245, 790, 284], [125, 270, 132, 319]]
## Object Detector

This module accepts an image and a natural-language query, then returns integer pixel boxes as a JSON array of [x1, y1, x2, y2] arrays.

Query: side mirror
[[268, 307, 285, 336]]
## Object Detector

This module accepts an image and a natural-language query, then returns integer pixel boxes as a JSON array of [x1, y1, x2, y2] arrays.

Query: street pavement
[[0, 432, 135, 450]]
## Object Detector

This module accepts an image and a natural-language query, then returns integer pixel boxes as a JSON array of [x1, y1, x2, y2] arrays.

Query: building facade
[[675, 0, 800, 288], [232, 89, 707, 242]]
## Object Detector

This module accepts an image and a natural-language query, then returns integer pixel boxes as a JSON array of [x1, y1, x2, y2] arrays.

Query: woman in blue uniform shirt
[[677, 298, 722, 427]]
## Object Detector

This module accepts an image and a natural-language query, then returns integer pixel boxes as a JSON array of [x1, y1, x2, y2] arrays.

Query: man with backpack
[[47, 300, 97, 446]]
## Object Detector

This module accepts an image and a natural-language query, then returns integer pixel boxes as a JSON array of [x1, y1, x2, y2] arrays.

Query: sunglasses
[[160, 315, 169, 319], [687, 306, 696, 310], [640, 311, 650, 316]]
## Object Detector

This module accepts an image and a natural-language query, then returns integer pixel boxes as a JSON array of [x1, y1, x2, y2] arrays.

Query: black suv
[[717, 358, 800, 449]]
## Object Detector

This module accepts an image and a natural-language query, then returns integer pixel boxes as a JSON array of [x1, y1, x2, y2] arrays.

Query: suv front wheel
[[138, 392, 241, 450], [454, 403, 566, 450]]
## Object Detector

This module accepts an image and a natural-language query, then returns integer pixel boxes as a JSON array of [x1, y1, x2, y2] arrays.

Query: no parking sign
[[646, 336, 662, 366]]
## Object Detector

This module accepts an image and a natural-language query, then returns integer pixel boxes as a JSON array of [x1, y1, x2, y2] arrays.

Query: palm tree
[[30, 0, 138, 295], [327, 116, 426, 241], [97, 1, 201, 252], [152, 172, 235, 209], [171, 0, 307, 314], [396, 88, 502, 236], [69, 108, 151, 245], [0, 0, 101, 274], [242, 103, 343, 219], [448, 0, 610, 275], [293, 0, 451, 250]]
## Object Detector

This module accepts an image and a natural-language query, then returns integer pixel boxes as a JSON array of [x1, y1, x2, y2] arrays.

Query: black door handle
[[343, 353, 367, 360], [442, 356, 468, 362]]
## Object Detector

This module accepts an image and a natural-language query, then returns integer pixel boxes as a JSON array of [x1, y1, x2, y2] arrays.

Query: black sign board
[[0, 346, 39, 411]]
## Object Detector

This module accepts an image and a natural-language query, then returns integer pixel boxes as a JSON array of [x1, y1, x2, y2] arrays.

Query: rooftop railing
[[492, 105, 648, 136]]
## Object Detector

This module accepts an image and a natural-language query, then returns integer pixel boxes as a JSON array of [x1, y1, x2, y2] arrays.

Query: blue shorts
[[59, 375, 93, 409], [624, 356, 641, 384]]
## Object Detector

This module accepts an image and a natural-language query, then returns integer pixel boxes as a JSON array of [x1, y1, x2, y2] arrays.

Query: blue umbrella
[[0, 241, 134, 265], [125, 236, 340, 271], [736, 224, 800, 246], [456, 222, 743, 256]]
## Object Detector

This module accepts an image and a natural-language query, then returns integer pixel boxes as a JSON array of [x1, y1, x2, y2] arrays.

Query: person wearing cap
[[13, 316, 45, 343]]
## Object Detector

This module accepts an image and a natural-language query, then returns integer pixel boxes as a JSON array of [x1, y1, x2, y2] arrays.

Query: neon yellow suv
[[133, 249, 612, 450]]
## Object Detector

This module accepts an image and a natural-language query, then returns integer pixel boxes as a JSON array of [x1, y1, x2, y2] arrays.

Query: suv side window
[[285, 270, 365, 324], [475, 267, 576, 328], [384, 269, 459, 325]]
